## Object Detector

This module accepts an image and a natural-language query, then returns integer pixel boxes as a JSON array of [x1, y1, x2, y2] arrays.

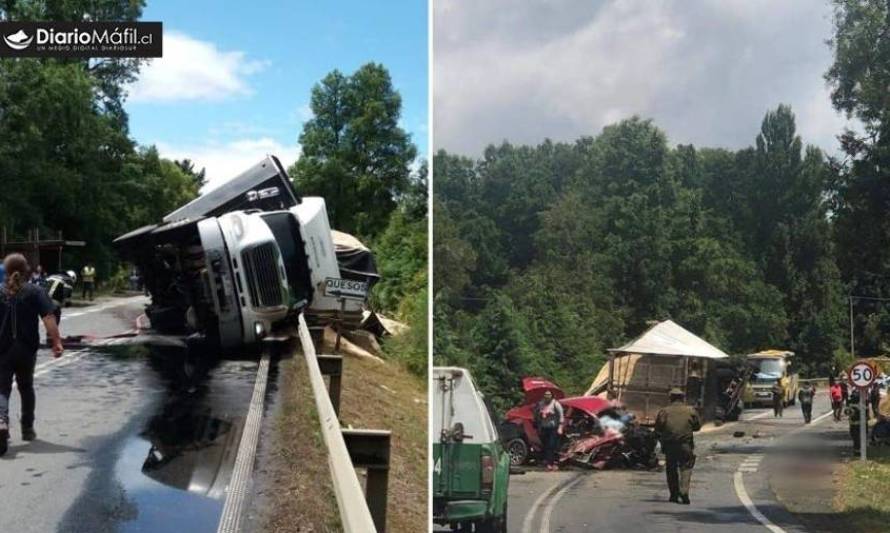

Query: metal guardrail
[[297, 313, 390, 532]]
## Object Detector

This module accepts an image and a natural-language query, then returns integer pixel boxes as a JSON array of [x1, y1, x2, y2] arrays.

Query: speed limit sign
[[848, 361, 878, 389]]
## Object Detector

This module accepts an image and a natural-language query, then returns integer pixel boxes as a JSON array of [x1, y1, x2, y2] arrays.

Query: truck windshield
[[753, 358, 785, 379], [261, 212, 311, 306]]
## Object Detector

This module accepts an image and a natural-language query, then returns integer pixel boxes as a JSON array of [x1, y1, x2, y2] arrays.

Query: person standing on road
[[869, 383, 881, 419], [0, 254, 64, 455], [840, 378, 849, 406], [771, 381, 785, 418], [830, 381, 844, 422], [534, 389, 564, 471], [845, 390, 870, 451], [798, 383, 815, 423], [80, 263, 96, 301], [654, 388, 701, 505]]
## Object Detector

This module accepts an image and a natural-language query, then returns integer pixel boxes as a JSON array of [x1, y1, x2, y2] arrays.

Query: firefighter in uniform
[[654, 388, 701, 505], [80, 264, 95, 301]]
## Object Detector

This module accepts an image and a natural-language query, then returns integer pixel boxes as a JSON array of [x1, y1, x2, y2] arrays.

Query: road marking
[[701, 408, 773, 434], [539, 474, 585, 533], [520, 473, 581, 533], [733, 471, 786, 533], [59, 296, 147, 322], [217, 353, 270, 533], [733, 406, 834, 531]]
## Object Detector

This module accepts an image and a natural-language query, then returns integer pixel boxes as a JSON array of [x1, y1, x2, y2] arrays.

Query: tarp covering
[[332, 230, 380, 283], [608, 319, 729, 360]]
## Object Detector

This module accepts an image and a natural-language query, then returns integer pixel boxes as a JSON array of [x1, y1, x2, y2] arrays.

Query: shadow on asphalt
[[649, 503, 795, 527], [3, 439, 86, 459]]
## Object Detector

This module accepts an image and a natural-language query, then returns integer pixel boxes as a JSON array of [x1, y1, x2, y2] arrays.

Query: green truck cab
[[433, 366, 510, 533]]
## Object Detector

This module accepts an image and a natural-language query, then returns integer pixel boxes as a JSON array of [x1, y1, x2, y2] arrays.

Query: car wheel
[[506, 438, 528, 466]]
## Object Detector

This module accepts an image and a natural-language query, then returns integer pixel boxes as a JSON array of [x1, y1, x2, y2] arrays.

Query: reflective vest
[[81, 266, 95, 283]]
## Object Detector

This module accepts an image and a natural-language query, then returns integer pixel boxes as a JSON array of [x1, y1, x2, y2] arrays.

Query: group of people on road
[[829, 374, 887, 450]]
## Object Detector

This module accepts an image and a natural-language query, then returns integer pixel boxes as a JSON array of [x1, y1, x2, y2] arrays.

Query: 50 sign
[[848, 361, 877, 389]]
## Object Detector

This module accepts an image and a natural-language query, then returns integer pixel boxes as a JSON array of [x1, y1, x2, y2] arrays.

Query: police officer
[[654, 388, 701, 504], [845, 390, 870, 451], [798, 383, 815, 423]]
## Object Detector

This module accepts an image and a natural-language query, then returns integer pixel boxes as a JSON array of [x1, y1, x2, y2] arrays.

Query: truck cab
[[114, 155, 376, 351], [433, 366, 509, 533], [743, 350, 799, 407]]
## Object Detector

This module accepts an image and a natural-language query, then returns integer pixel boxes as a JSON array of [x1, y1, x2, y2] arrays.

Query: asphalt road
[[512, 392, 845, 533], [0, 295, 259, 533]]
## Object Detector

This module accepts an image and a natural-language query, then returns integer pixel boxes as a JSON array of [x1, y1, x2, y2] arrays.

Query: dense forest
[[434, 0, 890, 410], [0, 1, 427, 374]]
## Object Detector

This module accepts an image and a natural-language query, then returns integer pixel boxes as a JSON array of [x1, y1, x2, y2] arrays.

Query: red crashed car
[[499, 377, 657, 469]]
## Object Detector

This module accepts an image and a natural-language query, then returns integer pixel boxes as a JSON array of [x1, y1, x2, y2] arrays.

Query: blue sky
[[127, 0, 428, 189]]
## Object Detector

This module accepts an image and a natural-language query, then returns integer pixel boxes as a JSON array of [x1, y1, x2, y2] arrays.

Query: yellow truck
[[743, 350, 799, 407]]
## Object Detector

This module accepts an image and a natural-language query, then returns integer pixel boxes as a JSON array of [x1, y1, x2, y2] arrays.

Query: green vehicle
[[433, 366, 510, 532]]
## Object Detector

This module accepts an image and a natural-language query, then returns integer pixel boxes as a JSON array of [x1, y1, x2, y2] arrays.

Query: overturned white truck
[[114, 155, 378, 351]]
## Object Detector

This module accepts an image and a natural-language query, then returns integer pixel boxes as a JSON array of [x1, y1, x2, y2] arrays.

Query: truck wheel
[[506, 438, 528, 466]]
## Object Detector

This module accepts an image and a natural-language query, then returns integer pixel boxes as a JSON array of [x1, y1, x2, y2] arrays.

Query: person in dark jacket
[[534, 390, 564, 471], [798, 383, 815, 423], [654, 388, 701, 505], [845, 390, 870, 451], [869, 384, 882, 419], [0, 254, 64, 455], [771, 382, 785, 417]]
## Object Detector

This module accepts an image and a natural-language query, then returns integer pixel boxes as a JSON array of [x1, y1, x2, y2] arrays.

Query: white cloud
[[435, 0, 855, 156], [129, 31, 269, 102], [153, 137, 300, 191]]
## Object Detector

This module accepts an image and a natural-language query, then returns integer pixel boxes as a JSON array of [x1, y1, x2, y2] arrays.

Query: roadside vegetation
[[435, 0, 890, 410], [0, 1, 202, 279], [252, 356, 341, 533], [835, 445, 890, 533], [338, 352, 428, 533]]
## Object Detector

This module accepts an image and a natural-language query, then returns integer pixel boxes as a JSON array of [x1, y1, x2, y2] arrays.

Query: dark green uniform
[[655, 399, 701, 502], [771, 382, 784, 417], [845, 401, 870, 450]]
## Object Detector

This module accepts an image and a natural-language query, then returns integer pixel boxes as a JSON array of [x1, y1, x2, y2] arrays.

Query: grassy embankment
[[834, 397, 890, 533], [257, 347, 427, 532]]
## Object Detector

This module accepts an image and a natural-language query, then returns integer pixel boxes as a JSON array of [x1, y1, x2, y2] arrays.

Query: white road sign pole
[[848, 360, 877, 461], [860, 392, 867, 461]]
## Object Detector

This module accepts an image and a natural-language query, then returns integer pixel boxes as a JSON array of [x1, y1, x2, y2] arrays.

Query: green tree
[[290, 63, 417, 238], [826, 0, 890, 354]]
